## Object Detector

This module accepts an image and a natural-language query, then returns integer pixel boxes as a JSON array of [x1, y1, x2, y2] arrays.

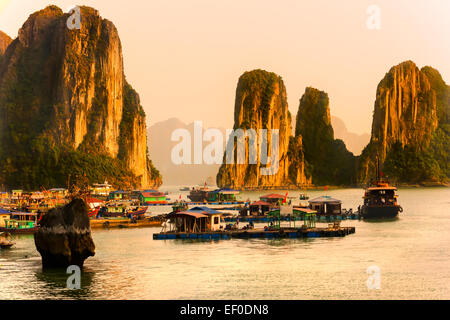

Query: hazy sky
[[1, 0, 449, 134]]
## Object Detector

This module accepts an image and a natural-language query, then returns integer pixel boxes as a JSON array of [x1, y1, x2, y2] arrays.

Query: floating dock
[[90, 218, 162, 229], [223, 214, 360, 223], [144, 201, 246, 207], [153, 226, 355, 240]]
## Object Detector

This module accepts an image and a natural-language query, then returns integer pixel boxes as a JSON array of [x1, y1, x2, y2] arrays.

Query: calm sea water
[[1, 187, 449, 300]]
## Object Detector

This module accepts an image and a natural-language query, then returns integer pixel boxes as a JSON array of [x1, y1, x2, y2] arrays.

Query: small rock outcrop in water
[[34, 199, 95, 269]]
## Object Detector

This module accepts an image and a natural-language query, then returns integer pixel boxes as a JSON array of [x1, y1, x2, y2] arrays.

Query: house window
[[214, 217, 219, 224]]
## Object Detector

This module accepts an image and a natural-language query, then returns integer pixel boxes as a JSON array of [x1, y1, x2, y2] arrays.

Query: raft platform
[[153, 226, 355, 240], [223, 214, 360, 223], [90, 218, 162, 229], [144, 201, 246, 207]]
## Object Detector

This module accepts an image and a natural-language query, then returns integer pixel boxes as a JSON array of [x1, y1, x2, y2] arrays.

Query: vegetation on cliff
[[358, 61, 449, 185], [0, 6, 161, 190], [295, 88, 356, 186], [217, 69, 309, 189]]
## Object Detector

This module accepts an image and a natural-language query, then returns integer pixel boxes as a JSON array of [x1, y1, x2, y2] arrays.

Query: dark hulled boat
[[360, 180, 402, 219], [187, 187, 209, 202]]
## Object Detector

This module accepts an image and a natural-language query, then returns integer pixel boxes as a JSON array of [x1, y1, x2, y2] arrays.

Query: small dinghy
[[0, 232, 15, 249], [0, 240, 15, 249]]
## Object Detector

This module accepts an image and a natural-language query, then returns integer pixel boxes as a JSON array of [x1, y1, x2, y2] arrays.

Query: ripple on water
[[1, 188, 449, 299]]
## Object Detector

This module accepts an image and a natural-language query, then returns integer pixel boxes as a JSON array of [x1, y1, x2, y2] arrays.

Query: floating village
[[0, 176, 404, 249]]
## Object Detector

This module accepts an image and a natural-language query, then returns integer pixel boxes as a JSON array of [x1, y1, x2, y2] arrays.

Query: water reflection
[[1, 188, 449, 299], [34, 268, 95, 299]]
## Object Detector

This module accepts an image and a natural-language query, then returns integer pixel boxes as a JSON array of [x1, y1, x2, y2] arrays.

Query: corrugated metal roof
[[250, 200, 271, 206], [309, 196, 342, 204], [261, 194, 285, 199], [176, 211, 207, 218], [189, 206, 222, 214], [141, 192, 165, 197]]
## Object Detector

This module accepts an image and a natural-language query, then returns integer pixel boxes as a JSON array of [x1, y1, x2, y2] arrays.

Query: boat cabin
[[108, 191, 128, 201], [249, 200, 271, 216], [308, 196, 342, 215], [11, 190, 23, 198], [91, 181, 113, 196], [0, 208, 11, 227], [0, 192, 8, 204], [139, 191, 167, 205], [364, 183, 398, 206], [86, 197, 104, 210], [207, 189, 240, 202], [165, 206, 222, 233], [49, 188, 68, 199], [2, 213, 38, 230]]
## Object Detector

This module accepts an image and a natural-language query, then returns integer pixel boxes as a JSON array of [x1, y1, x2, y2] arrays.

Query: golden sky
[[1, 0, 449, 134]]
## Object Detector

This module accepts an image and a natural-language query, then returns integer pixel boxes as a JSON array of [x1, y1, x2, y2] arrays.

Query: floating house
[[260, 193, 286, 205], [249, 200, 271, 216], [207, 189, 240, 203], [11, 190, 23, 198], [308, 196, 342, 215], [108, 190, 128, 201], [0, 212, 39, 234], [0, 208, 11, 228], [139, 191, 167, 205], [163, 206, 222, 233], [0, 192, 8, 204], [91, 181, 113, 196]]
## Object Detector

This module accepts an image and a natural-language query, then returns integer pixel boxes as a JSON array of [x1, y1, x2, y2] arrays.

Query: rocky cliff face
[[358, 61, 449, 184], [0, 31, 11, 66], [217, 69, 309, 189], [295, 87, 356, 186], [0, 6, 161, 189], [0, 30, 11, 55]]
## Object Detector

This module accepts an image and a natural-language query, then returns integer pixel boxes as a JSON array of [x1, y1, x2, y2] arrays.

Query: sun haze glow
[[0, 0, 449, 135]]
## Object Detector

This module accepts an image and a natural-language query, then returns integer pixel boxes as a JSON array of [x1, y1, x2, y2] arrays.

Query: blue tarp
[[189, 206, 222, 215]]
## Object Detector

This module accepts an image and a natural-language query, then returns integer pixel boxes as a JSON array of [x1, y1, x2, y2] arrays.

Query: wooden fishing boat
[[359, 159, 402, 219], [360, 180, 402, 219], [0, 240, 15, 249]]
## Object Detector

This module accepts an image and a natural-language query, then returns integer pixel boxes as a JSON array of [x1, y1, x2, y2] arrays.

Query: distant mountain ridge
[[331, 116, 370, 156], [148, 118, 223, 186]]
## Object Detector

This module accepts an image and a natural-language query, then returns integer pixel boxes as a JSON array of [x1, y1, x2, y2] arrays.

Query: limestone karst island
[[0, 2, 449, 303]]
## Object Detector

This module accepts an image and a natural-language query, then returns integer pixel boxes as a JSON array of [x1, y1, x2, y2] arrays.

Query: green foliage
[[421, 66, 450, 124], [0, 135, 139, 190], [295, 88, 356, 186], [383, 124, 449, 183], [238, 70, 279, 126]]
